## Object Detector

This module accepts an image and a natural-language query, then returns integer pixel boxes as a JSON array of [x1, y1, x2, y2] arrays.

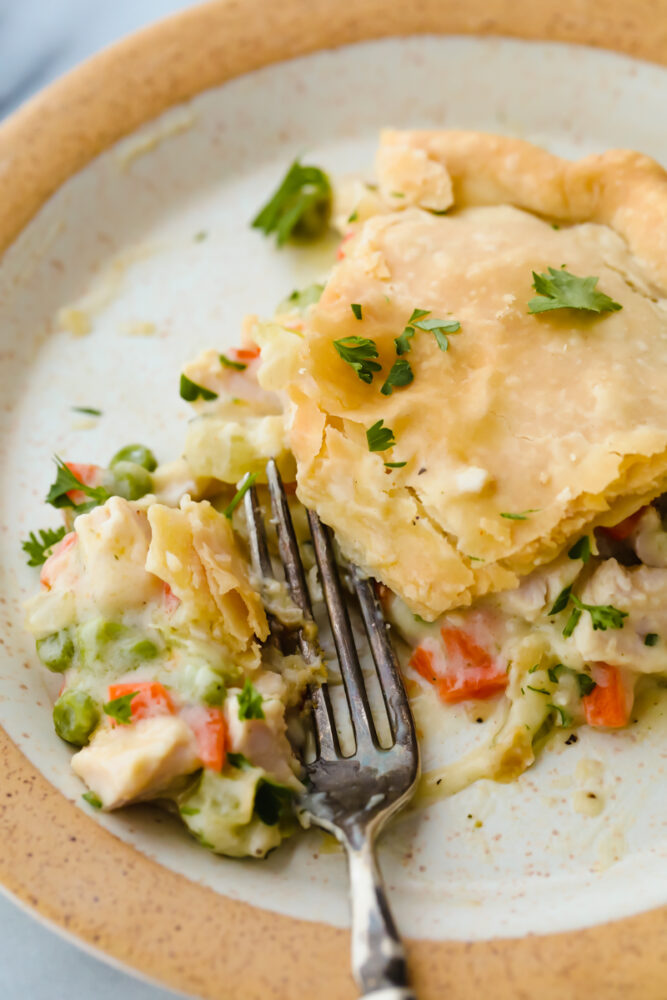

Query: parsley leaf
[[226, 752, 252, 769], [103, 691, 138, 725], [549, 704, 573, 727], [46, 457, 110, 512], [568, 536, 591, 563], [527, 685, 550, 696], [237, 678, 265, 721], [81, 791, 102, 809], [180, 374, 218, 401], [251, 160, 331, 246], [548, 585, 573, 616], [500, 509, 539, 521], [351, 303, 363, 320], [384, 461, 407, 469], [254, 781, 294, 826], [366, 419, 396, 452], [277, 283, 325, 313], [577, 672, 597, 697], [413, 316, 461, 351], [380, 358, 413, 396], [71, 406, 102, 416], [562, 607, 582, 638], [528, 267, 622, 314], [223, 472, 258, 519], [333, 336, 381, 384], [21, 526, 66, 566], [179, 806, 200, 816], [570, 595, 627, 631], [645, 633, 659, 647], [394, 326, 415, 355], [219, 353, 247, 371]]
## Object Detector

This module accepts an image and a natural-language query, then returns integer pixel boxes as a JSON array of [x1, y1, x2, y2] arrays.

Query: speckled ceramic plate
[[3, 3, 667, 998]]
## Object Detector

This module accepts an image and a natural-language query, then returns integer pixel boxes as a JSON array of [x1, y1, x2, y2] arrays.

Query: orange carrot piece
[[583, 663, 630, 728], [183, 706, 226, 770], [107, 681, 174, 723]]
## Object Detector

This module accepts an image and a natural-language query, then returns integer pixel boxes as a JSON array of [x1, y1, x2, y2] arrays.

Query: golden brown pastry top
[[282, 131, 667, 619]]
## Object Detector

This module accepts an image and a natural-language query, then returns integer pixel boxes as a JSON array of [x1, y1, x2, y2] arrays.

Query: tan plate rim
[[3, 1, 667, 997]]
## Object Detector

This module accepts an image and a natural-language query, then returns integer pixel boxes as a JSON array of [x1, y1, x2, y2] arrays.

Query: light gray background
[[1, 4, 200, 995]]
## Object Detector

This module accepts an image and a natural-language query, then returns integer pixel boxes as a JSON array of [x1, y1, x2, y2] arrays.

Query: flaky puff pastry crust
[[284, 131, 667, 619]]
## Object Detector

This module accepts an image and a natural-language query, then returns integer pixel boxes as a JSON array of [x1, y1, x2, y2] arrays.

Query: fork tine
[[306, 510, 378, 751], [243, 483, 274, 579], [265, 460, 340, 759], [351, 569, 417, 750]]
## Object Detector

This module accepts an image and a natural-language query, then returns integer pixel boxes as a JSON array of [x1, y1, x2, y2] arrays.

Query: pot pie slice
[[278, 130, 667, 619]]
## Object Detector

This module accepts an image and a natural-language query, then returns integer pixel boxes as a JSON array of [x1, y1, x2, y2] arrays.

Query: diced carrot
[[182, 706, 226, 770], [39, 531, 77, 589], [229, 345, 260, 362], [107, 681, 174, 723], [409, 628, 508, 704], [65, 462, 103, 506], [162, 581, 181, 614], [601, 507, 648, 541], [336, 231, 354, 260], [583, 663, 630, 728]]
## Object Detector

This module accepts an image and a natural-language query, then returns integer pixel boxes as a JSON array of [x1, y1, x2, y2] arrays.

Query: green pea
[[127, 639, 159, 662], [110, 443, 157, 472], [36, 630, 74, 673], [53, 690, 99, 746], [108, 461, 153, 501]]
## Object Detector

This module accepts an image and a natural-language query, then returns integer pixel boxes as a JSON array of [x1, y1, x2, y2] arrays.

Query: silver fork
[[244, 459, 420, 1000]]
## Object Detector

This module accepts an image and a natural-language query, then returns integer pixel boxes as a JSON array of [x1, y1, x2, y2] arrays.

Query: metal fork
[[244, 459, 420, 1000]]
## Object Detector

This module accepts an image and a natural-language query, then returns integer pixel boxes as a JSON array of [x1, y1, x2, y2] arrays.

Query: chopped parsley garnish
[[278, 283, 325, 314], [528, 267, 622, 314], [226, 752, 252, 769], [46, 457, 110, 512], [412, 315, 461, 351], [82, 791, 102, 809], [219, 353, 247, 371], [576, 672, 597, 697], [394, 326, 415, 355], [351, 303, 363, 320], [645, 633, 659, 647], [384, 461, 407, 469], [366, 419, 396, 452], [568, 536, 591, 563], [348, 210, 359, 222], [251, 159, 331, 246], [237, 679, 265, 721], [562, 608, 582, 638], [223, 472, 258, 519], [380, 358, 413, 396], [549, 704, 573, 727], [527, 685, 550, 696], [500, 509, 539, 521], [71, 406, 102, 417], [179, 806, 200, 816], [333, 336, 381, 384], [547, 664, 565, 684], [179, 373, 218, 402], [103, 691, 138, 725], [21, 526, 66, 567], [254, 781, 294, 826], [570, 595, 628, 631], [548, 585, 573, 616]]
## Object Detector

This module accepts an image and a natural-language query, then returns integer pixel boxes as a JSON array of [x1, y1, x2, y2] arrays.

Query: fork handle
[[346, 837, 417, 1000]]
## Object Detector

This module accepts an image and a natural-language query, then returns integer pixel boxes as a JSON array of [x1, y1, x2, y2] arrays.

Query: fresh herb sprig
[[528, 267, 622, 314], [46, 457, 110, 513], [21, 526, 66, 566], [103, 691, 138, 725], [333, 336, 381, 384], [366, 420, 396, 452], [380, 358, 413, 396], [252, 160, 331, 246], [237, 679, 265, 721]]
